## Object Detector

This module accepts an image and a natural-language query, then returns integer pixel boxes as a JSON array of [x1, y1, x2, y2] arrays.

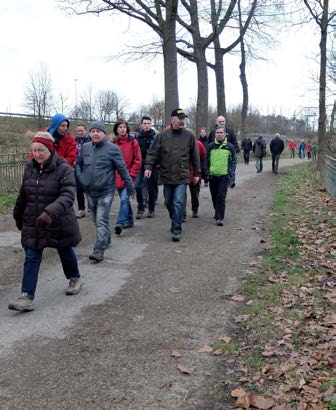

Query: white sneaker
[[77, 210, 86, 218]]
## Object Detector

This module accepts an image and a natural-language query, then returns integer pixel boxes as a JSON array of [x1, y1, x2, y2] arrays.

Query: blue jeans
[[87, 192, 114, 252], [135, 167, 157, 212], [116, 187, 134, 227], [255, 157, 263, 172], [22, 247, 80, 300], [163, 184, 187, 234]]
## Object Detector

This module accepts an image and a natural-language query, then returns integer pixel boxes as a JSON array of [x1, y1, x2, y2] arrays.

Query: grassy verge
[[212, 163, 336, 408], [0, 191, 18, 214]]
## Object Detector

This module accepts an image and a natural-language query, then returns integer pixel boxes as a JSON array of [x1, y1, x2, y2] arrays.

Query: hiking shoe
[[123, 222, 134, 229], [172, 233, 181, 242], [76, 210, 86, 218], [89, 251, 104, 262], [115, 225, 122, 235], [8, 293, 34, 312], [216, 220, 224, 226], [192, 211, 198, 218], [136, 210, 144, 219], [148, 211, 155, 218], [65, 277, 82, 295]]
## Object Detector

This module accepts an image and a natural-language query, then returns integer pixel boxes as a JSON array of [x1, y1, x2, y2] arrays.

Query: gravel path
[[0, 158, 302, 409]]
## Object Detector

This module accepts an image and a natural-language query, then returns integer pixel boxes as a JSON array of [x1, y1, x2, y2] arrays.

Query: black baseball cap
[[171, 108, 188, 119]]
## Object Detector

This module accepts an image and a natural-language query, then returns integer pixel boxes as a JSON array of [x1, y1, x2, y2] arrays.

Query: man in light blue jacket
[[76, 120, 135, 262]]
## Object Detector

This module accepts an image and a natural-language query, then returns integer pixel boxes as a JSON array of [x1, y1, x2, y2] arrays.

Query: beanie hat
[[32, 132, 55, 152], [89, 120, 106, 134]]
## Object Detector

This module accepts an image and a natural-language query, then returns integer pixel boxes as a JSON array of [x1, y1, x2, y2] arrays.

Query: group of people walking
[[289, 139, 317, 160], [9, 109, 238, 312]]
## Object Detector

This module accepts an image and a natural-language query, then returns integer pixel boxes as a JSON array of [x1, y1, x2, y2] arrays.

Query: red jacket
[[305, 142, 312, 153], [289, 141, 297, 150], [190, 140, 206, 182], [54, 133, 76, 166], [114, 135, 142, 189]]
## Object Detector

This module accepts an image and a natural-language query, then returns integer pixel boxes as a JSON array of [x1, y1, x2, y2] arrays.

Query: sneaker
[[8, 293, 34, 312], [148, 211, 155, 218], [76, 210, 86, 218], [172, 233, 181, 242], [115, 225, 122, 235], [192, 211, 198, 218], [136, 210, 144, 219], [89, 251, 104, 262], [216, 220, 224, 226], [123, 222, 134, 229], [66, 277, 82, 295]]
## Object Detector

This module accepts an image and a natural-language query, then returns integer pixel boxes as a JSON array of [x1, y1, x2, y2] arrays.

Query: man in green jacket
[[205, 126, 237, 226], [144, 108, 200, 242]]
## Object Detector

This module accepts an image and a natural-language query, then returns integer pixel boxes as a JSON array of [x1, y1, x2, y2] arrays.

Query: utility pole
[[74, 78, 78, 118]]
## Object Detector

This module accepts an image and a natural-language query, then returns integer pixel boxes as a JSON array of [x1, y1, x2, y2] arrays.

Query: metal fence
[[0, 152, 29, 191], [324, 155, 336, 200]]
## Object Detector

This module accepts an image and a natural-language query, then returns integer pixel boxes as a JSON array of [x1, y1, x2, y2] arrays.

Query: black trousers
[[209, 175, 229, 221], [243, 150, 250, 164]]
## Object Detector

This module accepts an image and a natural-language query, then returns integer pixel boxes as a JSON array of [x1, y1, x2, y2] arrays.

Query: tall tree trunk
[[239, 0, 248, 139], [214, 35, 226, 116], [195, 47, 209, 135], [162, 0, 179, 126]]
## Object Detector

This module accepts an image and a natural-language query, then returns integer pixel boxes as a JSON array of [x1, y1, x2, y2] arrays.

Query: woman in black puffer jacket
[[9, 132, 82, 312]]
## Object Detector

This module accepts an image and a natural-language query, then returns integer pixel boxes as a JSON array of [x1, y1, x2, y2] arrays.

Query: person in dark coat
[[252, 135, 267, 173], [241, 133, 253, 165], [9, 132, 82, 312], [270, 133, 285, 174], [207, 116, 240, 153], [198, 127, 209, 187]]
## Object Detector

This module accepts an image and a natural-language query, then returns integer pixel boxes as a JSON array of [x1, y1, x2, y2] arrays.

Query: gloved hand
[[36, 211, 52, 228]]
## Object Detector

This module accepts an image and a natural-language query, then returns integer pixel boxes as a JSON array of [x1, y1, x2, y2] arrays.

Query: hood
[[47, 114, 70, 137]]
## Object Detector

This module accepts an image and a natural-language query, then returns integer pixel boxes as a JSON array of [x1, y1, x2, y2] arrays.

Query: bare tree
[[56, 90, 71, 115], [303, 0, 336, 177], [96, 90, 118, 121], [61, 0, 179, 125], [23, 64, 53, 127]]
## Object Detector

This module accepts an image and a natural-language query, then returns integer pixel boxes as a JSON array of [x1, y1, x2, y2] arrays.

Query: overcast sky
[[0, 0, 325, 119]]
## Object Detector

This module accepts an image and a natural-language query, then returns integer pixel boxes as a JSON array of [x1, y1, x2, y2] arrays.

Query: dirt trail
[[0, 158, 302, 410]]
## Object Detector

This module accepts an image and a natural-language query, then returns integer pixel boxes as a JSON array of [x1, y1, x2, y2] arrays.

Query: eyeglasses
[[30, 148, 48, 154]]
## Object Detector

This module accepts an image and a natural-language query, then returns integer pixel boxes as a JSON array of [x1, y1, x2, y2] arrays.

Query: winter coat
[[190, 140, 206, 182], [270, 136, 285, 155], [75, 138, 135, 197], [47, 113, 76, 166], [75, 134, 91, 159], [137, 128, 157, 164], [305, 142, 312, 153], [114, 135, 142, 189], [208, 127, 240, 153], [145, 127, 200, 185], [253, 137, 267, 158], [13, 152, 81, 251], [205, 138, 237, 186], [289, 141, 297, 150], [241, 138, 253, 152], [198, 135, 208, 150]]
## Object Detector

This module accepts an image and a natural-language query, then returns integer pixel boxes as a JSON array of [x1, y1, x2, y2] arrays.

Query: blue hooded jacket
[[47, 114, 70, 137]]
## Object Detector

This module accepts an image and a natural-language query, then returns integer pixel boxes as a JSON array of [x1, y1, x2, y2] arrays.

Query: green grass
[[0, 191, 17, 214]]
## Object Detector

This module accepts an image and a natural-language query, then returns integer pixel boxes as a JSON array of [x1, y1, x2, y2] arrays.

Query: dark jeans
[[75, 173, 86, 211], [209, 175, 229, 221], [22, 247, 80, 300], [243, 150, 250, 164], [290, 149, 295, 158], [136, 167, 157, 212], [184, 181, 201, 215], [163, 184, 187, 234], [272, 153, 281, 173]]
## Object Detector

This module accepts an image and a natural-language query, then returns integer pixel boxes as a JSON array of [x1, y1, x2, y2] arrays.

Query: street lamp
[[74, 78, 78, 118]]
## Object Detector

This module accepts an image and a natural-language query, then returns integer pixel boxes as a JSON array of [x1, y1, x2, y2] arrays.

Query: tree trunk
[[239, 0, 248, 139], [317, 0, 328, 179], [162, 0, 179, 126], [195, 47, 209, 135], [213, 35, 226, 116]]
